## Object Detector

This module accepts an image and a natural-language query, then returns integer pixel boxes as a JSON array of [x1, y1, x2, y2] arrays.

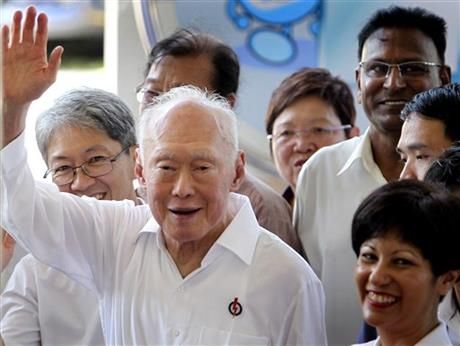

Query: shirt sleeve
[[279, 279, 327, 345], [1, 256, 40, 346], [1, 132, 136, 294]]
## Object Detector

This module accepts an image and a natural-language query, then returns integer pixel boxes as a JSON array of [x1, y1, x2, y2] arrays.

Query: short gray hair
[[36, 87, 137, 163], [137, 85, 238, 161]]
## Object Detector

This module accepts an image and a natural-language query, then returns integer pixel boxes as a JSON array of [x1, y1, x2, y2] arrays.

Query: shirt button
[[173, 329, 180, 337]]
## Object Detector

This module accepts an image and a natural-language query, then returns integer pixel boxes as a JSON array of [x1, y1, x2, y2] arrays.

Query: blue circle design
[[248, 27, 296, 65]]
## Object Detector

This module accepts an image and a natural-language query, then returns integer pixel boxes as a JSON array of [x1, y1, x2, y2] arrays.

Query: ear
[[436, 270, 460, 296], [355, 68, 363, 104], [230, 150, 245, 192], [440, 65, 451, 85], [348, 126, 360, 139], [134, 148, 146, 188], [226, 93, 237, 109]]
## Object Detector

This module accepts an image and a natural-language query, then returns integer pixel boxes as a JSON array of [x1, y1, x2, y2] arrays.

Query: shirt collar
[[212, 193, 260, 265], [337, 128, 387, 184], [371, 323, 451, 346], [338, 128, 373, 176], [135, 193, 260, 266]]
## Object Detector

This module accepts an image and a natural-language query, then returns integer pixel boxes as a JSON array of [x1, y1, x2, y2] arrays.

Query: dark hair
[[424, 145, 460, 315], [144, 28, 239, 97], [36, 88, 136, 163], [425, 144, 460, 190], [400, 83, 460, 142], [357, 6, 447, 63], [265, 67, 356, 136], [352, 180, 460, 277]]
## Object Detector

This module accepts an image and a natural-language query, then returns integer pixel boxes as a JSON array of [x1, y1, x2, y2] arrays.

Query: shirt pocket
[[198, 327, 269, 345]]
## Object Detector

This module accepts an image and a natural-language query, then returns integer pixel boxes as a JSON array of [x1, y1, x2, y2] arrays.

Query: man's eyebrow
[[49, 146, 112, 162], [406, 143, 429, 151], [191, 150, 216, 161], [152, 150, 175, 160], [396, 142, 428, 153]]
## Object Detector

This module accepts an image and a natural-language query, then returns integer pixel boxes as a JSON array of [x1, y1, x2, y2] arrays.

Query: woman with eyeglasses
[[265, 68, 359, 207], [351, 180, 460, 346]]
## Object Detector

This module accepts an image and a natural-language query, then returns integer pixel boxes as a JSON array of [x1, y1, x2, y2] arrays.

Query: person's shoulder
[[237, 172, 291, 217], [307, 135, 362, 168], [239, 173, 285, 202], [254, 230, 320, 285], [14, 253, 39, 271], [297, 135, 363, 188], [15, 253, 64, 278]]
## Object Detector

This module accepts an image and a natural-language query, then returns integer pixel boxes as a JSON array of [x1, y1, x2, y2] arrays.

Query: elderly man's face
[[137, 102, 244, 246], [356, 28, 449, 138], [397, 113, 452, 180]]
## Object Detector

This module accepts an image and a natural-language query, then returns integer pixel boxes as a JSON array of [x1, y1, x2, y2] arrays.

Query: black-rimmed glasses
[[43, 147, 130, 186]]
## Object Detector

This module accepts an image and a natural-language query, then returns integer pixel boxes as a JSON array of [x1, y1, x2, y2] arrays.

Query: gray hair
[[137, 85, 238, 162], [35, 87, 137, 163]]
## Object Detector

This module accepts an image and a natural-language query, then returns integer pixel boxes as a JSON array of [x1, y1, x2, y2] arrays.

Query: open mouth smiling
[[169, 207, 201, 216], [366, 290, 399, 307]]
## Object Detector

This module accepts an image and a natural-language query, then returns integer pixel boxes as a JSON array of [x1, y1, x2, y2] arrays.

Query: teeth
[[367, 291, 396, 304]]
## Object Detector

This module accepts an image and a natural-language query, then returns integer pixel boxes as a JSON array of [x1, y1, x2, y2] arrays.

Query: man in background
[[294, 6, 451, 344], [397, 82, 460, 180], [1, 87, 141, 345]]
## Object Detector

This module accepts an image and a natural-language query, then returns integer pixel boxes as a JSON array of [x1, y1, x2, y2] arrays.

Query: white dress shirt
[[294, 129, 387, 345], [439, 290, 460, 345], [1, 133, 327, 346], [1, 254, 105, 346], [1, 243, 27, 292], [351, 322, 453, 346]]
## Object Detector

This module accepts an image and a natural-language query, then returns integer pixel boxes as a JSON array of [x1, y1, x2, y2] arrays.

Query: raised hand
[[2, 6, 64, 147]]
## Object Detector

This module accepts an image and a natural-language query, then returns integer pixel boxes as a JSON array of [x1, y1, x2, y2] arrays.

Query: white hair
[[137, 85, 239, 162]]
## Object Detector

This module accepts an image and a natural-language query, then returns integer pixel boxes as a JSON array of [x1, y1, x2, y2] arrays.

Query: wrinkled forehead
[[152, 100, 220, 133], [141, 101, 229, 153]]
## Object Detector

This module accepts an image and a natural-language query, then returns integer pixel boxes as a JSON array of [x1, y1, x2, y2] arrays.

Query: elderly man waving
[[1, 7, 326, 345]]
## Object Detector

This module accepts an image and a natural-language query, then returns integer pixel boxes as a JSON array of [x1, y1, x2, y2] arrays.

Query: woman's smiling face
[[354, 231, 446, 336]]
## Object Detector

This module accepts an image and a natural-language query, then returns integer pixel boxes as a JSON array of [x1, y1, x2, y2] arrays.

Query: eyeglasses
[[43, 147, 130, 186], [267, 125, 352, 144], [136, 85, 160, 106], [358, 61, 443, 80]]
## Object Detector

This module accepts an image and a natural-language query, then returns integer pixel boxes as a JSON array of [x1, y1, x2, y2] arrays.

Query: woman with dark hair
[[351, 180, 460, 345]]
